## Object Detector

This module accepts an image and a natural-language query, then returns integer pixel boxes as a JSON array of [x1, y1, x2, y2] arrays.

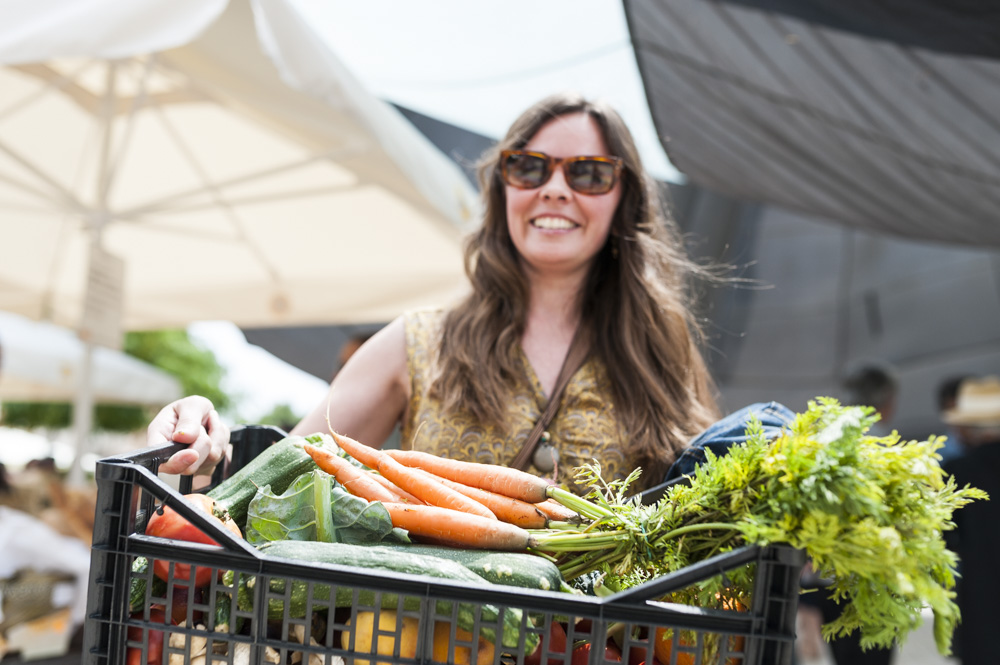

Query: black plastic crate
[[82, 426, 805, 665]]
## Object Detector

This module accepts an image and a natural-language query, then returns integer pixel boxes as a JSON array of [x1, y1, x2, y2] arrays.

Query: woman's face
[[505, 113, 622, 279]]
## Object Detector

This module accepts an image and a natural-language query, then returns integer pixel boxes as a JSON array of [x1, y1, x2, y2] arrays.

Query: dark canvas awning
[[624, 0, 1000, 246]]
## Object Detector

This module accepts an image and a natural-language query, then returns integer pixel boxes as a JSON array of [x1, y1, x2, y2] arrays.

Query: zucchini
[[207, 436, 318, 529], [129, 557, 166, 614], [218, 570, 246, 633], [251, 540, 534, 651], [359, 543, 572, 593]]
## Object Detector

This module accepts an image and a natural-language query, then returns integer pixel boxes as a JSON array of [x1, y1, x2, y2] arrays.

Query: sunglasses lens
[[503, 152, 549, 189], [566, 159, 618, 195]]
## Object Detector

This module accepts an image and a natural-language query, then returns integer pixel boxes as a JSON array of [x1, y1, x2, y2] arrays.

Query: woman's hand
[[148, 396, 230, 475]]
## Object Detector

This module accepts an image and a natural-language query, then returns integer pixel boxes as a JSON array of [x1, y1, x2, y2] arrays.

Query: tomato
[[652, 629, 744, 665], [571, 640, 621, 665], [525, 621, 568, 665], [146, 493, 242, 586], [625, 643, 648, 665], [165, 585, 205, 626], [653, 594, 746, 665], [126, 608, 167, 665]]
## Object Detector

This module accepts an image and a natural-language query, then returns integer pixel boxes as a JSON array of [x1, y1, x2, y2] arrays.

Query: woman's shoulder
[[403, 307, 446, 327], [401, 308, 448, 366]]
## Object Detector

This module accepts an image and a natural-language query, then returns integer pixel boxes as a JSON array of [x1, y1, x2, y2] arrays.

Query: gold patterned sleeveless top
[[401, 309, 635, 489]]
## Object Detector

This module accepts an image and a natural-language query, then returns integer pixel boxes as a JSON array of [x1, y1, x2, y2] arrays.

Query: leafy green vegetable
[[245, 469, 408, 546], [532, 398, 987, 655]]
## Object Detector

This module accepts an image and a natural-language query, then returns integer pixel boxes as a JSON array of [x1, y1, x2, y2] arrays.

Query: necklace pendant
[[533, 435, 558, 473]]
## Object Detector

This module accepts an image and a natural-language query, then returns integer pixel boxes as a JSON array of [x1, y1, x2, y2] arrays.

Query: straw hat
[[942, 375, 1000, 426]]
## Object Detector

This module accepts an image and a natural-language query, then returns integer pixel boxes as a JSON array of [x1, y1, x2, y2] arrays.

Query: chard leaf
[[245, 469, 408, 546]]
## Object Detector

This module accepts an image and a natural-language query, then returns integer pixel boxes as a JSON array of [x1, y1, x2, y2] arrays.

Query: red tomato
[[126, 608, 167, 665], [571, 640, 622, 665], [526, 621, 568, 665], [165, 585, 205, 626], [625, 643, 647, 665], [146, 493, 242, 586]]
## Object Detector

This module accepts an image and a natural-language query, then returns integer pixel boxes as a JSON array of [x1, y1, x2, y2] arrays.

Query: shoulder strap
[[510, 328, 590, 471]]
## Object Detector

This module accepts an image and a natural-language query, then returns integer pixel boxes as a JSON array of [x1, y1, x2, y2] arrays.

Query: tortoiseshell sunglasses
[[500, 150, 623, 195]]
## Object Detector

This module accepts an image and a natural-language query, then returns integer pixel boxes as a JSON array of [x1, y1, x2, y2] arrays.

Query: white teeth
[[532, 216, 575, 230]]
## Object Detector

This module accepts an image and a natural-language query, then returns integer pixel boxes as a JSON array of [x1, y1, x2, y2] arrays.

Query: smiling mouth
[[531, 216, 576, 230]]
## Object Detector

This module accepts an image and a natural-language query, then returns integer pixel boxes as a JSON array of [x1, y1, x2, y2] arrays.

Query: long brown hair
[[433, 92, 719, 487]]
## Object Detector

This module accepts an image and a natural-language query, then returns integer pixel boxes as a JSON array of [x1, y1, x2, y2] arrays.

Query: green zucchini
[[217, 570, 246, 633], [129, 557, 166, 614], [251, 540, 534, 651], [207, 436, 318, 529], [359, 543, 572, 593]]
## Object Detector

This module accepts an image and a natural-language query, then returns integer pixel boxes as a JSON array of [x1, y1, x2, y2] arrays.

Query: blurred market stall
[[0, 0, 479, 484], [0, 311, 180, 405]]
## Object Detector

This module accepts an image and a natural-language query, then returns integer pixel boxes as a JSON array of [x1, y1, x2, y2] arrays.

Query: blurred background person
[[842, 363, 899, 437], [937, 375, 974, 463], [941, 375, 1000, 665]]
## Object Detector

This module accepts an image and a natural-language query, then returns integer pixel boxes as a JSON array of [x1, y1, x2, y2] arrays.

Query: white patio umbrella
[[0, 0, 479, 482]]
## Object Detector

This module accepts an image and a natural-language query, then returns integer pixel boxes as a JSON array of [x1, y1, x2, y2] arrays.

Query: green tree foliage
[[1, 330, 229, 432], [254, 403, 301, 432]]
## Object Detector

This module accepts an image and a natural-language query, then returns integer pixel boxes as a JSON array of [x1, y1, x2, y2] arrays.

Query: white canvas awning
[[0, 311, 181, 405], [0, 0, 478, 332], [625, 0, 1000, 247]]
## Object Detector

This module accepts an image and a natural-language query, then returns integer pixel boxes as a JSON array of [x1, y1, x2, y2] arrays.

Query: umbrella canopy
[[0, 0, 479, 484], [0, 0, 478, 334], [624, 0, 1000, 246], [0, 311, 181, 405]]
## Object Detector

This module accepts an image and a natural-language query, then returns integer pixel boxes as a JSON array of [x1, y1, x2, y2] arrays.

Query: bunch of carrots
[[303, 430, 606, 552]]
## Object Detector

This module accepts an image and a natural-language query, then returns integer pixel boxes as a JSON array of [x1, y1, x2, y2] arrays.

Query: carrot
[[409, 468, 548, 529], [366, 470, 424, 504], [382, 503, 533, 551], [303, 445, 399, 504], [329, 432, 497, 521], [385, 449, 551, 504], [535, 498, 582, 524]]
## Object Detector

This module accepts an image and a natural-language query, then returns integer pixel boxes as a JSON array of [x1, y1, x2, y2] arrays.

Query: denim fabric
[[663, 401, 795, 483]]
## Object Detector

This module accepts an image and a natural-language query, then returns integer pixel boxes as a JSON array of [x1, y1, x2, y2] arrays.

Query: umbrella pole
[[68, 341, 94, 487], [67, 60, 119, 488]]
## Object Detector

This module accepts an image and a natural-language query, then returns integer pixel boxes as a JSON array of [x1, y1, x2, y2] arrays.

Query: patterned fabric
[[401, 309, 634, 489]]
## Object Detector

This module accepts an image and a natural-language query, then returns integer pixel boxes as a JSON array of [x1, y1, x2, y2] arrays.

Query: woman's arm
[[149, 318, 410, 475], [291, 316, 410, 448]]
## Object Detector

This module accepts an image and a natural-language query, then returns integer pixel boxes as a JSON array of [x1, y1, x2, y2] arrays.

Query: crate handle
[[129, 462, 258, 556]]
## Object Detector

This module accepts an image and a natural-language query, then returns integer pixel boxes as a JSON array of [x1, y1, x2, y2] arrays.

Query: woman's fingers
[[149, 396, 230, 476]]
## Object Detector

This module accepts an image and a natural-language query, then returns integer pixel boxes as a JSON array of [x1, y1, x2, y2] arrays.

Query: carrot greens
[[529, 398, 986, 656]]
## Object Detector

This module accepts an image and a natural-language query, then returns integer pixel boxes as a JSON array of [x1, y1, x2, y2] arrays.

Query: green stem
[[314, 471, 334, 543], [558, 547, 627, 580], [532, 530, 631, 552], [652, 521, 738, 545], [547, 486, 614, 520]]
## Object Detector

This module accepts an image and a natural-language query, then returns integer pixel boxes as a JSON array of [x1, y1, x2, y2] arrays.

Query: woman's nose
[[539, 166, 571, 200]]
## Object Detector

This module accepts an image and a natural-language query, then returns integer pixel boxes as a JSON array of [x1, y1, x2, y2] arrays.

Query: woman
[[151, 92, 720, 492]]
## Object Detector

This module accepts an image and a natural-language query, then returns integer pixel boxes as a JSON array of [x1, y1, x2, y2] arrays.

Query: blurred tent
[[0, 311, 181, 405], [0, 0, 477, 332], [0, 0, 478, 480], [624, 0, 1000, 246], [624, 0, 1000, 436], [673, 187, 1000, 440]]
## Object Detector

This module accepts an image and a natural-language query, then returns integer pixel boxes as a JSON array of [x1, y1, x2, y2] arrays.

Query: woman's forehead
[[524, 113, 610, 156]]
